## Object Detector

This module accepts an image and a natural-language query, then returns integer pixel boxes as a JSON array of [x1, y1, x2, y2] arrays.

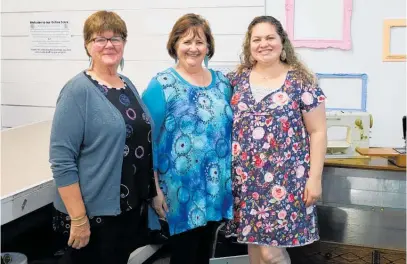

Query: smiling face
[[175, 27, 208, 69], [250, 22, 283, 65], [86, 30, 126, 69]]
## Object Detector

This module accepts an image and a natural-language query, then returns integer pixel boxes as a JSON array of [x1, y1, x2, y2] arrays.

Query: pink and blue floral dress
[[224, 68, 326, 247]]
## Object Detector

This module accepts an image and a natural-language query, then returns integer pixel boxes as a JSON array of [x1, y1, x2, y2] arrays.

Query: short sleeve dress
[[224, 68, 326, 247]]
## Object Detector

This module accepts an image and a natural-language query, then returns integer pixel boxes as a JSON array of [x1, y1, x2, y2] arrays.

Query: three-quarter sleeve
[[49, 85, 85, 187], [299, 79, 326, 112], [217, 70, 233, 102], [142, 78, 166, 171]]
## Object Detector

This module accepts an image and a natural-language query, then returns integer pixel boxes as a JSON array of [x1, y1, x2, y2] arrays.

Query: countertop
[[1, 121, 53, 198], [325, 157, 406, 172]]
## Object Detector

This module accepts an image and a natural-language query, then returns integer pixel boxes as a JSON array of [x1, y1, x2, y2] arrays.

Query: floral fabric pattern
[[224, 68, 326, 247]]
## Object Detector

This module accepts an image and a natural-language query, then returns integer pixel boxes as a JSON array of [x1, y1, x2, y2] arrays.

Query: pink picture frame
[[285, 0, 353, 50]]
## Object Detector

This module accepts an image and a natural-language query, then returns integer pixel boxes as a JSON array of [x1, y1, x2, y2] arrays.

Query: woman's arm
[[142, 78, 166, 173], [303, 102, 327, 182], [142, 78, 168, 217], [49, 85, 87, 219], [49, 84, 90, 249], [58, 184, 87, 218], [299, 79, 327, 206]]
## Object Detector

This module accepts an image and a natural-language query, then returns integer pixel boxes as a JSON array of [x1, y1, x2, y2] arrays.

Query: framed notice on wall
[[29, 20, 72, 56]]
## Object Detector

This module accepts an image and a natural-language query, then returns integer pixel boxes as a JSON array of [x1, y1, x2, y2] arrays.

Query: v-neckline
[[246, 67, 291, 105]]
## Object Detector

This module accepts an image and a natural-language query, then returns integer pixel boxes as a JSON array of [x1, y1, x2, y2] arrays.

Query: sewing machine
[[326, 111, 373, 159], [355, 115, 406, 167]]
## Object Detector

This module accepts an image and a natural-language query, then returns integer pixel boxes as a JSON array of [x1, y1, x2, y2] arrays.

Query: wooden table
[[324, 157, 406, 172]]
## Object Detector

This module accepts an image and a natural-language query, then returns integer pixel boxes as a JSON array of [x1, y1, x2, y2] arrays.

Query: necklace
[[254, 70, 274, 80], [87, 70, 124, 89]]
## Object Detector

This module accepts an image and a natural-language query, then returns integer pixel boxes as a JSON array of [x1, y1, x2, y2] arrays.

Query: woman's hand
[[152, 189, 168, 219], [68, 216, 91, 250], [303, 177, 322, 207]]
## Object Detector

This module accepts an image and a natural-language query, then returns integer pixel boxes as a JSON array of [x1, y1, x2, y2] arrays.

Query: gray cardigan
[[49, 71, 155, 216]]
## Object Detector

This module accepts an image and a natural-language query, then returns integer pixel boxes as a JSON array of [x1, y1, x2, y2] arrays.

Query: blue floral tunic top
[[224, 68, 326, 247], [142, 67, 234, 236]]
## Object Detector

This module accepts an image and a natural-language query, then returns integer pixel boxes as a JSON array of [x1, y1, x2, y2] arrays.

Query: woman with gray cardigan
[[49, 11, 157, 264]]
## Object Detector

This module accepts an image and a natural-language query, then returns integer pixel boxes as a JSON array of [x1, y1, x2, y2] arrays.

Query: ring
[[73, 242, 80, 249]]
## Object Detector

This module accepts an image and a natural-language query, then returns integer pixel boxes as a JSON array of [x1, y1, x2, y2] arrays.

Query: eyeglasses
[[91, 36, 125, 46]]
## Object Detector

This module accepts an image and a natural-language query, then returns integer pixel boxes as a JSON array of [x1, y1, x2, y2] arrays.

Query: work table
[[1, 121, 52, 199], [1, 121, 406, 252], [322, 156, 405, 250], [1, 121, 53, 225], [325, 157, 406, 172]]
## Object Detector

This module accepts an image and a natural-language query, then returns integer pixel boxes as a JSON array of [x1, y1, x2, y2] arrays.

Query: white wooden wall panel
[[1, 11, 91, 36], [2, 60, 173, 87], [1, 2, 265, 129], [1, 60, 175, 104], [2, 60, 87, 83], [2, 83, 62, 107], [1, 106, 55, 128], [2, 63, 241, 109], [1, 62, 242, 109], [1, 36, 88, 60], [2, 35, 245, 62], [1, 7, 263, 36], [2, 0, 264, 13], [265, 0, 406, 148]]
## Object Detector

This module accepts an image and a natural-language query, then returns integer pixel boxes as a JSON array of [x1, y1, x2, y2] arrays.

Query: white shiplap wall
[[2, 0, 406, 147], [1, 0, 265, 128], [266, 0, 407, 148]]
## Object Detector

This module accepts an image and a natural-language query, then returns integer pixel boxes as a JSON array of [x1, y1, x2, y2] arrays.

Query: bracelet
[[71, 219, 88, 227], [70, 214, 86, 221]]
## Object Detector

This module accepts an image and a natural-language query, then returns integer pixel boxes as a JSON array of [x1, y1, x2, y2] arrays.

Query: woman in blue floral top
[[225, 16, 327, 263], [142, 13, 233, 264]]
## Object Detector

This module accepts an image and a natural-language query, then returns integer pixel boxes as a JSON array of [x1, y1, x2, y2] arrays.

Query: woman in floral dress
[[225, 16, 327, 263]]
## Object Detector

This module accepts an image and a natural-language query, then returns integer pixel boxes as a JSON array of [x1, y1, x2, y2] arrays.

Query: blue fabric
[[142, 80, 165, 230], [141, 77, 166, 170], [148, 205, 161, 230], [142, 67, 234, 236], [49, 71, 153, 217]]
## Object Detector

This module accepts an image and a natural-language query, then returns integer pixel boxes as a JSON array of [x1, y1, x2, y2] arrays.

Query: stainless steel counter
[[318, 166, 406, 250]]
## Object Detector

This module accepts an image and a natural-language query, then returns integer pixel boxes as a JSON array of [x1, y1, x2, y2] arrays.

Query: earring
[[88, 57, 93, 68], [280, 50, 287, 61], [174, 57, 178, 64], [204, 55, 209, 68], [120, 58, 124, 71]]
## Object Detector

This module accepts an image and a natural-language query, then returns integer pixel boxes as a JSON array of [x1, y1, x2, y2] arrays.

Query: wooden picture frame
[[382, 19, 406, 62], [285, 0, 353, 50]]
